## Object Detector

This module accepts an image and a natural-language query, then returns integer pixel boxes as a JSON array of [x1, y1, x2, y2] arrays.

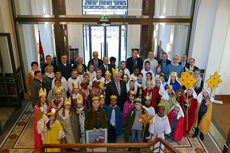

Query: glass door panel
[[106, 26, 120, 66], [91, 26, 105, 60]]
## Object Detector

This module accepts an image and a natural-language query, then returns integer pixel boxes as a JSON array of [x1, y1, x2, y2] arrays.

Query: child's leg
[[131, 129, 137, 143], [108, 125, 116, 143], [137, 130, 142, 143]]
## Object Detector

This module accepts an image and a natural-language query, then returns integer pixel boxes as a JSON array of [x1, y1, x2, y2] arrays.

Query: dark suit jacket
[[57, 63, 72, 80], [105, 80, 127, 110], [87, 58, 103, 70], [72, 63, 87, 72], [99, 64, 111, 77], [185, 64, 199, 72], [41, 63, 56, 74], [126, 57, 143, 74], [158, 59, 171, 67], [30, 78, 46, 105]]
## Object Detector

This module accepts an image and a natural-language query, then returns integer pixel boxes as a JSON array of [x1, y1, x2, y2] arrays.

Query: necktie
[[116, 82, 121, 95]]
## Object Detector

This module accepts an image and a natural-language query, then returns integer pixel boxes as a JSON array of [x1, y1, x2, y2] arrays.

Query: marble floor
[[0, 107, 16, 130]]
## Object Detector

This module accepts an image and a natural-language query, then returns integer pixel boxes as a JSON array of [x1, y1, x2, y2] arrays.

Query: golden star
[[138, 112, 154, 125], [178, 70, 198, 89], [206, 72, 222, 91]]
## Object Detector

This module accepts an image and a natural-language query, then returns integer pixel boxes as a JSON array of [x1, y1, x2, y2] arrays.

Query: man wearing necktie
[[99, 56, 111, 77], [106, 72, 127, 110]]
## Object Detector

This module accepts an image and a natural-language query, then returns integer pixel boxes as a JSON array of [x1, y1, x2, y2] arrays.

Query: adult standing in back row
[[143, 50, 158, 73], [88, 51, 103, 71], [158, 52, 171, 76], [126, 49, 143, 74], [57, 54, 72, 80]]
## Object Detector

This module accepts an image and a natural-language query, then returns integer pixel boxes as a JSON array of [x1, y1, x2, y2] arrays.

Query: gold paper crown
[[48, 108, 56, 116], [110, 95, 117, 99], [174, 102, 180, 106], [77, 96, 83, 104], [145, 96, 151, 101], [38, 88, 47, 97], [167, 85, 173, 90], [157, 103, 165, 107], [135, 97, 142, 103], [137, 84, 144, 88], [170, 72, 177, 77], [129, 77, 136, 81], [100, 94, 105, 99], [146, 80, 153, 85], [129, 90, 136, 96], [72, 82, 79, 89], [156, 77, 162, 82], [92, 96, 99, 102], [105, 71, 111, 76], [64, 97, 72, 105], [54, 86, 62, 94]]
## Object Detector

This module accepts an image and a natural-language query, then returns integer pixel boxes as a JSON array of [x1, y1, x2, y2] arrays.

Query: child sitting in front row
[[105, 95, 122, 143]]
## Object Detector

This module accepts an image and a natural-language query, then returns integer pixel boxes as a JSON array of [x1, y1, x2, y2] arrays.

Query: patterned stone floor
[[0, 104, 219, 153]]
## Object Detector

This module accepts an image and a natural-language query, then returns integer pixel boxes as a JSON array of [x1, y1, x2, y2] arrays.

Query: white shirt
[[143, 58, 158, 73], [110, 108, 116, 126], [123, 68, 130, 76], [141, 69, 154, 82], [52, 77, 68, 92], [87, 71, 96, 81], [67, 77, 79, 93], [130, 74, 138, 81], [93, 76, 105, 83]]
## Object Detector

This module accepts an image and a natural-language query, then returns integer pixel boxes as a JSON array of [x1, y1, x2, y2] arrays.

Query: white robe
[[149, 114, 171, 153], [52, 77, 68, 92], [67, 77, 79, 93], [142, 106, 155, 116]]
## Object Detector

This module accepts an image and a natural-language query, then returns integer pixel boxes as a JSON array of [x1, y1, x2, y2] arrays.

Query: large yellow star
[[206, 72, 222, 91], [177, 70, 198, 89], [138, 112, 154, 125]]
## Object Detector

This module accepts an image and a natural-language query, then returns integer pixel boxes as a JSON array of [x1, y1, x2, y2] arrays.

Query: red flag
[[39, 33, 45, 69]]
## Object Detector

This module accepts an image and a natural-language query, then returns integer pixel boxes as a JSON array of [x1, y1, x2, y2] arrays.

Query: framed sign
[[85, 128, 108, 152]]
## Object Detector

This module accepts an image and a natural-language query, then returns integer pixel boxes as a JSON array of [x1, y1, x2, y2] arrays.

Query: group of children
[[32, 59, 213, 152]]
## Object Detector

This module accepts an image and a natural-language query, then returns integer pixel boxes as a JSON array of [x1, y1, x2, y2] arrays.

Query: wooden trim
[[215, 95, 230, 99]]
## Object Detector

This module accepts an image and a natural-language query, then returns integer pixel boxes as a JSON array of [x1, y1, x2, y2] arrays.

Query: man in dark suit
[[72, 57, 87, 72], [126, 49, 143, 74], [88, 51, 103, 71], [41, 55, 56, 74], [179, 54, 189, 68], [158, 52, 171, 75], [99, 56, 111, 77], [186, 58, 199, 73], [106, 72, 127, 110], [30, 70, 46, 106], [57, 54, 72, 80]]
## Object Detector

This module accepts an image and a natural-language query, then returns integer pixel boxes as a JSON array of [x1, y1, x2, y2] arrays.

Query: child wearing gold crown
[[71, 82, 82, 102], [79, 81, 91, 110], [103, 71, 112, 91], [104, 95, 122, 143], [159, 85, 177, 115], [168, 103, 185, 143], [124, 98, 146, 143], [57, 97, 80, 149], [126, 78, 136, 94], [99, 95, 106, 109], [122, 90, 136, 126], [165, 72, 181, 92], [67, 69, 80, 93], [85, 96, 108, 130], [179, 87, 197, 136], [149, 104, 171, 153], [44, 108, 65, 152], [50, 86, 64, 111], [33, 88, 50, 151], [75, 96, 87, 143], [136, 84, 145, 105], [142, 96, 155, 142]]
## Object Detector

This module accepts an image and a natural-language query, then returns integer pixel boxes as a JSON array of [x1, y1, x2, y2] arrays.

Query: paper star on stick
[[138, 112, 154, 125], [178, 70, 198, 89], [206, 72, 222, 91]]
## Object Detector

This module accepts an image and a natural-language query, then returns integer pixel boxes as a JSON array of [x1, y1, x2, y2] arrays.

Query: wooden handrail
[[37, 138, 179, 153]]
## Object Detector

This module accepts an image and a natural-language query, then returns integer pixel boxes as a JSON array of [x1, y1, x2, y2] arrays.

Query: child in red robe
[[168, 103, 185, 143], [179, 88, 197, 136]]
